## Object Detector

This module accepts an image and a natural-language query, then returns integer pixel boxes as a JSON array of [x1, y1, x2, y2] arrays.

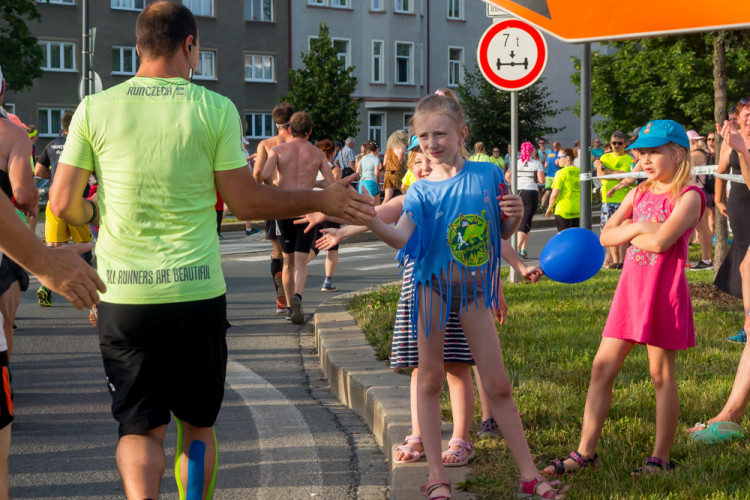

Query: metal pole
[[82, 0, 91, 99], [579, 43, 592, 230], [508, 91, 520, 283]]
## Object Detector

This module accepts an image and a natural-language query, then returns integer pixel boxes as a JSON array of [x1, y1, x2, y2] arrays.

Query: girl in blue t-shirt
[[365, 89, 567, 500]]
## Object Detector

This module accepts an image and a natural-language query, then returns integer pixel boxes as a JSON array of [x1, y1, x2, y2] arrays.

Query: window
[[307, 0, 326, 5], [447, 0, 462, 19], [194, 51, 216, 80], [38, 107, 75, 137], [244, 54, 275, 82], [395, 42, 412, 84], [403, 113, 413, 130], [333, 39, 350, 67], [246, 113, 273, 139], [372, 41, 383, 83], [331, 0, 349, 7], [39, 41, 76, 71], [182, 0, 213, 16], [37, 0, 75, 4], [112, 46, 138, 75], [371, 0, 383, 10], [369, 113, 384, 147], [307, 0, 348, 6], [448, 47, 463, 87], [245, 0, 273, 21], [394, 0, 411, 13], [111, 0, 144, 10]]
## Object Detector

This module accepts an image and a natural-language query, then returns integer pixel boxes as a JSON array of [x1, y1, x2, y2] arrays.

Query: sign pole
[[82, 0, 91, 99], [579, 42, 592, 230], [509, 91, 520, 283]]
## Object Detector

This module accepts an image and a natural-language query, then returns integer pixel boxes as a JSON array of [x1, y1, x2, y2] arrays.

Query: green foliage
[[572, 32, 750, 138], [281, 23, 361, 142], [455, 61, 561, 147], [0, 0, 43, 92], [349, 268, 748, 498], [346, 283, 401, 362]]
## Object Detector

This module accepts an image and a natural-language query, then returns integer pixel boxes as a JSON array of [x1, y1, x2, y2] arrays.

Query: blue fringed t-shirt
[[398, 161, 506, 338]]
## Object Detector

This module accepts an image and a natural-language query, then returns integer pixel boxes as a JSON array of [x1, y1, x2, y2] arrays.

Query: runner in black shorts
[[277, 217, 317, 255]]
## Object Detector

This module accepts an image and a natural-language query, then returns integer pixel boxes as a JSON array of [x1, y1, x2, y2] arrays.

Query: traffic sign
[[484, 0, 750, 42], [477, 19, 548, 92]]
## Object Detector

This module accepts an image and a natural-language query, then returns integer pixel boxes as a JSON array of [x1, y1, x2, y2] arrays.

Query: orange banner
[[485, 0, 750, 42]]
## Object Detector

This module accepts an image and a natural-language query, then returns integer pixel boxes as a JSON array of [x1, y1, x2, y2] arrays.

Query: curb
[[314, 293, 476, 500]]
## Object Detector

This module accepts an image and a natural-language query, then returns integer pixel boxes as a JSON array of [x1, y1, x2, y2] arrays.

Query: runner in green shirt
[[546, 148, 580, 232], [49, 3, 374, 498]]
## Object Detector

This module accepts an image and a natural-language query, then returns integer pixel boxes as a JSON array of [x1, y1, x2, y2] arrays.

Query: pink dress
[[602, 185, 705, 350]]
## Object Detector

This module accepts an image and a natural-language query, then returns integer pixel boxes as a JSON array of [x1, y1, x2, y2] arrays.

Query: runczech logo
[[447, 211, 489, 267]]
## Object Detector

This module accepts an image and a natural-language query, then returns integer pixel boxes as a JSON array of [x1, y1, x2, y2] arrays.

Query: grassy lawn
[[347, 268, 748, 499]]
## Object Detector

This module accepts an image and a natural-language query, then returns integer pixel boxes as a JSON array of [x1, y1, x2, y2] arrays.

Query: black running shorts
[[98, 295, 228, 437], [0, 352, 13, 430], [277, 217, 316, 254], [264, 219, 278, 241]]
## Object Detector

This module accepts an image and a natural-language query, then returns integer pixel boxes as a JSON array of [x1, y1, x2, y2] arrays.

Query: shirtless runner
[[262, 111, 335, 324], [253, 102, 294, 314]]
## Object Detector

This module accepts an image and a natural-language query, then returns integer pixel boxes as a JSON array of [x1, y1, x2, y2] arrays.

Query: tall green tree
[[0, 0, 43, 91], [281, 23, 360, 142], [455, 62, 560, 149], [571, 32, 750, 137]]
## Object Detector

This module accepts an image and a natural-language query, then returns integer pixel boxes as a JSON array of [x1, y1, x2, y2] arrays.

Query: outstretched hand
[[316, 228, 344, 251], [320, 175, 375, 225], [717, 120, 745, 152], [293, 212, 326, 233], [37, 243, 106, 310]]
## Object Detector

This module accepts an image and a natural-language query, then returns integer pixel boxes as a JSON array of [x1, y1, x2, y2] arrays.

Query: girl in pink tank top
[[543, 120, 704, 478]]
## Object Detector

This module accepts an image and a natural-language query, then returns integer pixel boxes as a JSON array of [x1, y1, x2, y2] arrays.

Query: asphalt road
[[8, 226, 561, 499]]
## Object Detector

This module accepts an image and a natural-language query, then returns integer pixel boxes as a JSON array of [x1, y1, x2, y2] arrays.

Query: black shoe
[[285, 308, 292, 321], [690, 260, 713, 270], [290, 294, 304, 324]]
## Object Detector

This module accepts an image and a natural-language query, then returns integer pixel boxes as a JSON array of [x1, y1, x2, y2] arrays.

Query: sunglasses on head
[[611, 141, 624, 145], [739, 97, 750, 106]]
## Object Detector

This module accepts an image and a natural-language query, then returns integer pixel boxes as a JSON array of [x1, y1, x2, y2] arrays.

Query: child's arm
[[629, 190, 703, 253], [316, 195, 407, 250], [501, 239, 542, 282], [498, 193, 523, 239], [599, 189, 660, 247], [366, 212, 416, 249]]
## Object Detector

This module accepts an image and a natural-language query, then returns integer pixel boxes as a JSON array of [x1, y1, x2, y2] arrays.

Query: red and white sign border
[[477, 19, 548, 92]]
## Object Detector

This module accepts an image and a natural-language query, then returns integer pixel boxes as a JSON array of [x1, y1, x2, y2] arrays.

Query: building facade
[[4, 0, 584, 155]]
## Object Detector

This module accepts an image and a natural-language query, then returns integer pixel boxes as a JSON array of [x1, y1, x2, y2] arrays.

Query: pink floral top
[[602, 185, 704, 350]]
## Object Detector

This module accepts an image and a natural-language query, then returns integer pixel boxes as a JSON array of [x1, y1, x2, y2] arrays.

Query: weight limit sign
[[477, 19, 548, 91]]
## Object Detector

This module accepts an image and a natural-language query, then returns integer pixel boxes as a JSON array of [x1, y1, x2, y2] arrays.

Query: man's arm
[[7, 126, 38, 216], [34, 162, 50, 179], [0, 192, 104, 309], [262, 148, 280, 185], [216, 167, 374, 225], [253, 140, 269, 183], [48, 163, 95, 225]]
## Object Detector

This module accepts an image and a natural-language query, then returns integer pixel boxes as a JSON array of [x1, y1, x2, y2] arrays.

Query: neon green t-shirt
[[401, 169, 417, 190], [551, 165, 580, 219], [599, 152, 633, 203], [60, 77, 248, 304]]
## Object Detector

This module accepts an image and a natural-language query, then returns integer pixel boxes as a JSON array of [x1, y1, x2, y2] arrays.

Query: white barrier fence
[[593, 165, 745, 187]]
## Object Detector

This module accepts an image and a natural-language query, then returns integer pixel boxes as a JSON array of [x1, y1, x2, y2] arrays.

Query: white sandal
[[394, 434, 423, 463]]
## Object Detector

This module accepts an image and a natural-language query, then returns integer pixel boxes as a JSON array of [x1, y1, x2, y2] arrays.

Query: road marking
[[234, 244, 385, 262], [355, 263, 400, 271], [225, 360, 323, 489]]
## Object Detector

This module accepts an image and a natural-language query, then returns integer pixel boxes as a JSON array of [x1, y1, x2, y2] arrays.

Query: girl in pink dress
[[543, 120, 705, 477]]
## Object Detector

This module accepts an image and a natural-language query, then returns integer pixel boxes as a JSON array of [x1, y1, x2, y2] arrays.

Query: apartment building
[[5, 0, 290, 152]]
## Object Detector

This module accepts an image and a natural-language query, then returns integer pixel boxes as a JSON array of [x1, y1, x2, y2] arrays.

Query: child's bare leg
[[394, 368, 423, 461], [444, 362, 473, 464], [473, 366, 493, 421], [417, 288, 450, 496], [742, 248, 750, 334], [543, 337, 632, 473], [459, 305, 538, 479], [647, 345, 678, 462]]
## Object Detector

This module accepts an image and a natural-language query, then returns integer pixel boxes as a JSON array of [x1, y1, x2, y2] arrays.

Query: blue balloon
[[539, 228, 605, 284]]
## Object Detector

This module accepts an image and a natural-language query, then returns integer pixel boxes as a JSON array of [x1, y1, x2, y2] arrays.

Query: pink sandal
[[519, 475, 568, 499], [441, 438, 475, 467], [394, 434, 423, 463], [420, 478, 452, 499]]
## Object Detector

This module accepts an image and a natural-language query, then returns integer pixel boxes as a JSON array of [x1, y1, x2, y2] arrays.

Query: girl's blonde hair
[[386, 130, 409, 152], [406, 149, 421, 170], [638, 143, 694, 199], [409, 88, 469, 159]]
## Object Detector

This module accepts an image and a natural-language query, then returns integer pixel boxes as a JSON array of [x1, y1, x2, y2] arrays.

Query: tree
[[281, 23, 360, 142], [571, 33, 750, 138], [455, 62, 560, 149], [0, 0, 43, 92]]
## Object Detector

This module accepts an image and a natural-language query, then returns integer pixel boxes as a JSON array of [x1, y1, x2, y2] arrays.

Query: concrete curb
[[314, 293, 476, 500]]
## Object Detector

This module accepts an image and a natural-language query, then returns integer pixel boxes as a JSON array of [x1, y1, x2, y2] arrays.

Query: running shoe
[[690, 260, 713, 271], [37, 286, 53, 307], [276, 298, 287, 314], [245, 227, 261, 236], [519, 249, 528, 259], [285, 308, 292, 321], [290, 293, 304, 324], [727, 330, 747, 343], [321, 279, 336, 292], [477, 417, 503, 441]]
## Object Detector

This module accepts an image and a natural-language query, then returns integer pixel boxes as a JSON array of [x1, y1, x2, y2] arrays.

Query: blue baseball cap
[[407, 135, 420, 151], [627, 120, 689, 150]]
